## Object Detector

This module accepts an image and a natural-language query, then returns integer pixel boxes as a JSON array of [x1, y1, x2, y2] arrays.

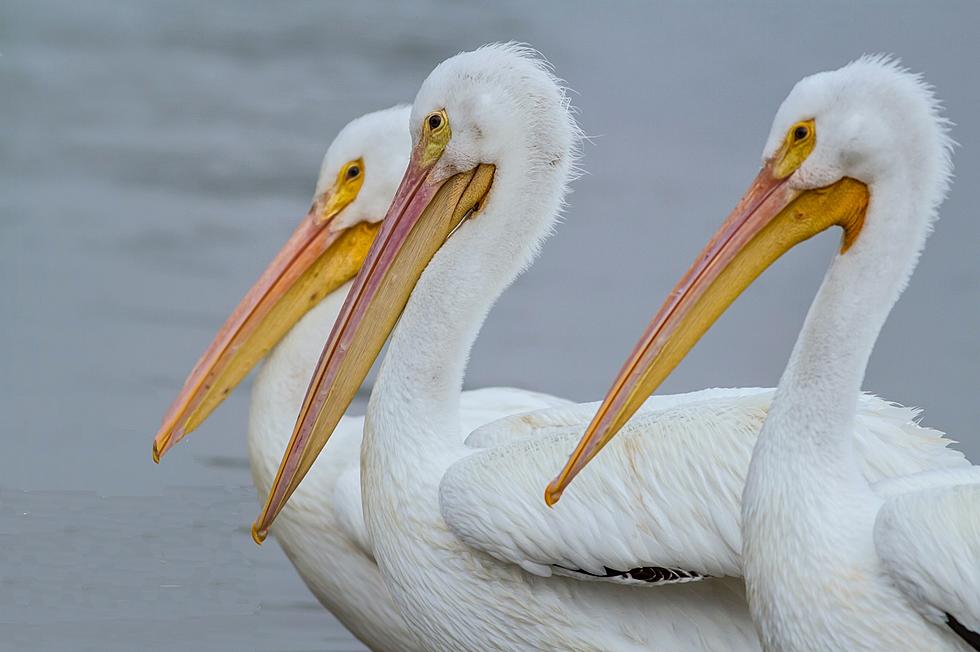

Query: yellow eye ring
[[315, 158, 365, 225], [419, 110, 451, 166], [773, 119, 816, 179]]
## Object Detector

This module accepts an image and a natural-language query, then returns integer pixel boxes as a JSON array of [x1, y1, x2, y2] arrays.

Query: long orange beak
[[545, 161, 869, 505], [152, 189, 380, 462], [251, 143, 494, 543]]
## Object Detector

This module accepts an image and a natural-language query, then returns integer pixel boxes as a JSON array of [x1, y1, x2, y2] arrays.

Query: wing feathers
[[875, 478, 980, 639], [443, 389, 968, 586]]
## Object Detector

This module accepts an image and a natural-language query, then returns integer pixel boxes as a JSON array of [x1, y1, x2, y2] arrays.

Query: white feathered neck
[[368, 44, 581, 449], [757, 55, 954, 470]]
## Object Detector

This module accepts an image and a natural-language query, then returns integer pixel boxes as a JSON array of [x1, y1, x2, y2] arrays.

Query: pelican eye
[[319, 157, 365, 224], [774, 120, 816, 179], [420, 111, 450, 164]]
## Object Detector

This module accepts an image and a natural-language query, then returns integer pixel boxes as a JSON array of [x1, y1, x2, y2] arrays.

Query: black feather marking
[[947, 612, 980, 651], [556, 564, 704, 585]]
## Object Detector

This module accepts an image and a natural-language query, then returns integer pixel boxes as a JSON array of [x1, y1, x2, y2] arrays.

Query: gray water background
[[3, 1, 978, 650]]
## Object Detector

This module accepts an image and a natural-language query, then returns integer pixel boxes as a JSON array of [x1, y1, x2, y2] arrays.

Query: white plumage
[[247, 282, 415, 652], [193, 106, 570, 651], [156, 106, 420, 651], [446, 389, 968, 583], [248, 286, 568, 650], [555, 56, 979, 652], [875, 469, 980, 637], [740, 57, 979, 652], [256, 45, 977, 652]]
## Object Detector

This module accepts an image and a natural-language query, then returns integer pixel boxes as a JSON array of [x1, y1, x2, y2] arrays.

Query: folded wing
[[441, 389, 969, 584], [874, 467, 980, 650]]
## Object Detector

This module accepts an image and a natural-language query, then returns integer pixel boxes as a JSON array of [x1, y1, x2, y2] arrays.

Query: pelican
[[548, 57, 980, 651], [150, 106, 422, 652], [250, 45, 971, 652], [151, 104, 571, 652]]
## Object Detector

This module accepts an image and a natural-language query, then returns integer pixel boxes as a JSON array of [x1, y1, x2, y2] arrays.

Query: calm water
[[3, 1, 979, 649]]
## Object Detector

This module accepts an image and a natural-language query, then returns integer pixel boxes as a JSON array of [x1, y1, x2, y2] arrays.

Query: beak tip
[[251, 522, 268, 546], [151, 439, 164, 464], [543, 483, 563, 508]]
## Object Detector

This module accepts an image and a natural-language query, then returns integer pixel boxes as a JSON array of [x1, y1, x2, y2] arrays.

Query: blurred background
[[3, 1, 978, 649]]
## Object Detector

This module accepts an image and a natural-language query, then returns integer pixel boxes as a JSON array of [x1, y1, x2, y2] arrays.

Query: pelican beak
[[152, 185, 381, 462], [251, 142, 494, 543], [545, 161, 869, 505]]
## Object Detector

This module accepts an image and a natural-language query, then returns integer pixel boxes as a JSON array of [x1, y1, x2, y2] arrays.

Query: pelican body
[[247, 284, 567, 650], [152, 106, 422, 652], [253, 46, 973, 652], [553, 57, 979, 651]]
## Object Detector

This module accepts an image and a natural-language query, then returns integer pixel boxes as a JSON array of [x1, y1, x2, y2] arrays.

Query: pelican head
[[152, 105, 410, 461], [252, 43, 580, 541], [547, 56, 954, 503], [399, 42, 580, 262], [763, 55, 953, 224]]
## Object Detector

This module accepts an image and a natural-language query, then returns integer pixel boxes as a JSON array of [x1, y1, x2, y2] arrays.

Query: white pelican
[[250, 45, 971, 652], [151, 106, 422, 652], [548, 57, 980, 651], [152, 104, 570, 652]]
